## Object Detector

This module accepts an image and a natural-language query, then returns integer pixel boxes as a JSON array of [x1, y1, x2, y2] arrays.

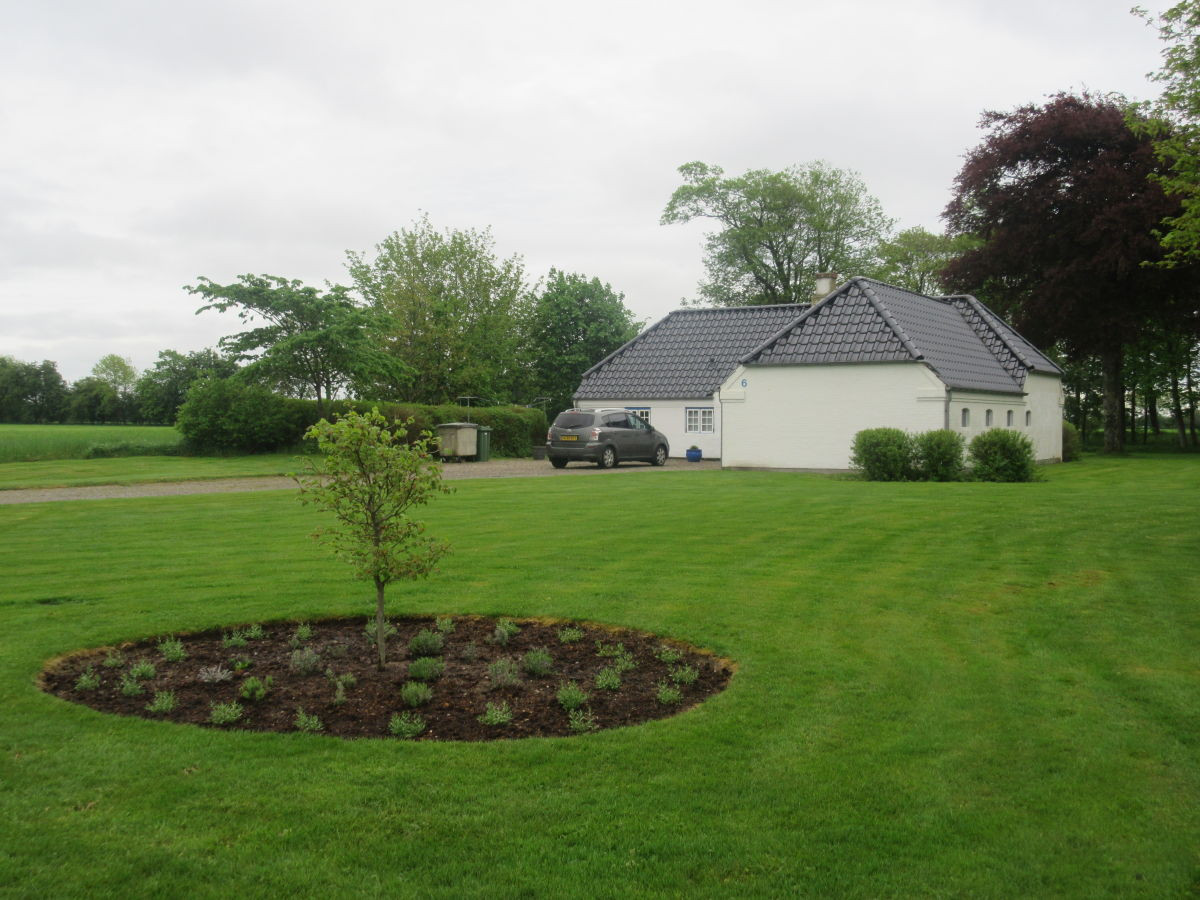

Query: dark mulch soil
[[41, 616, 733, 741]]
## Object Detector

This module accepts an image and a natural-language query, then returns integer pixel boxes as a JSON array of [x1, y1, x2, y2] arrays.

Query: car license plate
[[559, 435, 578, 441]]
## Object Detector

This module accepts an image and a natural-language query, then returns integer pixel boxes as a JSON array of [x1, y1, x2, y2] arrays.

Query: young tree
[[942, 92, 1199, 452], [188, 275, 391, 416], [295, 409, 450, 670], [346, 214, 531, 404], [91, 354, 139, 421], [661, 160, 893, 306], [527, 269, 642, 413]]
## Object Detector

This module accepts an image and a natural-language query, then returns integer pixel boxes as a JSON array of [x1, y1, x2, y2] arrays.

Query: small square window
[[1026, 410, 1032, 426], [1006, 410, 1014, 427], [985, 409, 993, 426], [685, 407, 714, 433], [961, 408, 970, 427]]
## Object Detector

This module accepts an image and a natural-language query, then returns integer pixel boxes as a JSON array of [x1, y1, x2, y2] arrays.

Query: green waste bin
[[475, 426, 492, 462]]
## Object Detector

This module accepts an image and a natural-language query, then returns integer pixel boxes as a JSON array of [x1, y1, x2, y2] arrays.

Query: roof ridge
[[856, 279, 923, 361], [671, 302, 808, 315]]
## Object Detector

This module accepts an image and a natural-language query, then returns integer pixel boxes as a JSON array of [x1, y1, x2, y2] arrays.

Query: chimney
[[812, 272, 838, 304]]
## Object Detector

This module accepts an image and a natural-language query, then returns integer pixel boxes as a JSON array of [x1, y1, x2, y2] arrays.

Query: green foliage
[[556, 626, 584, 644], [459, 641, 479, 662], [290, 623, 313, 648], [176, 377, 314, 454], [435, 616, 455, 634], [669, 665, 699, 685], [865, 227, 977, 295], [145, 691, 177, 714], [400, 681, 433, 708], [556, 681, 589, 711], [487, 657, 522, 690], [296, 409, 450, 669], [363, 617, 397, 643], [527, 269, 642, 413], [408, 628, 445, 657], [222, 630, 248, 648], [595, 641, 624, 658], [0, 357, 69, 424], [130, 660, 156, 681], [1062, 421, 1081, 462], [294, 707, 324, 733], [567, 707, 598, 733], [239, 676, 273, 702], [346, 213, 530, 404], [913, 429, 966, 482], [595, 667, 621, 691], [477, 701, 513, 727], [850, 428, 915, 481], [208, 701, 244, 725], [119, 673, 144, 696], [654, 646, 684, 665], [135, 349, 238, 425], [968, 429, 1037, 482], [244, 624, 266, 640], [289, 647, 321, 675], [230, 658, 252, 671], [388, 711, 425, 739], [157, 637, 186, 663], [491, 618, 520, 645], [656, 681, 683, 705], [74, 667, 100, 691], [406, 656, 445, 682], [196, 664, 232, 683], [521, 647, 554, 677], [102, 650, 125, 668], [325, 669, 356, 706], [661, 160, 893, 306]]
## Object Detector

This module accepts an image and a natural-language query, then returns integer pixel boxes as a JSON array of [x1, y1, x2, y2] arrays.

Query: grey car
[[546, 408, 670, 469]]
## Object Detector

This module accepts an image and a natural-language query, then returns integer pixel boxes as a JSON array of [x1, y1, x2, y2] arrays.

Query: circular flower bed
[[41, 615, 732, 741]]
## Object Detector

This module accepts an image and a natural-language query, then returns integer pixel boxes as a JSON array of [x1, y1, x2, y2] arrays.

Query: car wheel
[[652, 445, 667, 466], [550, 458, 568, 469], [598, 446, 617, 469]]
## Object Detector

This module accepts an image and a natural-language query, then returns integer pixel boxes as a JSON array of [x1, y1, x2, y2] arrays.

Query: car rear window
[[553, 413, 595, 429]]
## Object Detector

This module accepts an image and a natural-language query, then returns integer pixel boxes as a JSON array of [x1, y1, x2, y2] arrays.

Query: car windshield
[[553, 413, 595, 429]]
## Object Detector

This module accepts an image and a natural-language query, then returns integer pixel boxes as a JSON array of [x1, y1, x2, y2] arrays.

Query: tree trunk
[[1169, 370, 1187, 449], [1148, 394, 1160, 435], [374, 578, 387, 670], [1188, 365, 1198, 448], [1101, 345, 1124, 454]]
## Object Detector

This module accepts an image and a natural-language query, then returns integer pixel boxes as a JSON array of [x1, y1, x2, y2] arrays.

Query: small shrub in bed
[[491, 619, 520, 645], [556, 681, 588, 711], [408, 629, 445, 657], [146, 691, 177, 714], [388, 711, 426, 739], [478, 702, 512, 727], [120, 673, 144, 697], [522, 648, 554, 677], [294, 708, 323, 733], [102, 650, 125, 668], [656, 681, 683, 705], [654, 646, 683, 665], [557, 626, 584, 644], [130, 660, 156, 681], [595, 667, 621, 691], [487, 657, 522, 690], [74, 667, 100, 691], [669, 664, 699, 685], [435, 616, 455, 634], [968, 429, 1036, 482], [289, 647, 321, 675], [157, 637, 186, 663], [289, 623, 313, 648], [244, 623, 266, 641], [222, 631, 247, 649], [850, 428, 915, 481], [209, 701, 243, 725], [197, 664, 232, 684], [239, 676, 273, 702], [568, 708, 598, 733], [407, 657, 445, 682], [364, 618, 397, 643], [400, 681, 433, 708]]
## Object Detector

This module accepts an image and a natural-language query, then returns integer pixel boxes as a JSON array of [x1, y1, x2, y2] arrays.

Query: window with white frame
[[685, 407, 714, 433], [627, 407, 651, 425]]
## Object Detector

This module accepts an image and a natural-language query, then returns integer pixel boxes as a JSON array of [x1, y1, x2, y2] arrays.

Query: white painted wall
[[1024, 372, 1065, 461], [719, 362, 947, 469], [948, 374, 1063, 462], [574, 397, 722, 459]]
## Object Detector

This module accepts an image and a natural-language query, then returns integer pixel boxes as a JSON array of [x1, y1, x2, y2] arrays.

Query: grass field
[[0, 424, 182, 463], [1, 457, 1197, 896], [0, 453, 301, 490]]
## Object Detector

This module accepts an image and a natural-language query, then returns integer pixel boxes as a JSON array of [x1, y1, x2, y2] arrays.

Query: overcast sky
[[0, 0, 1169, 383]]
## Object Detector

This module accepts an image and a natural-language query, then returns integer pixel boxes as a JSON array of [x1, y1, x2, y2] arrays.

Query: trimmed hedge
[[849, 428, 914, 481], [967, 429, 1036, 482], [176, 378, 547, 457], [913, 429, 965, 482], [1061, 421, 1080, 462]]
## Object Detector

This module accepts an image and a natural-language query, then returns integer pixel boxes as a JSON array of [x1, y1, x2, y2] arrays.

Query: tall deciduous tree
[[661, 161, 893, 306], [0, 358, 68, 423], [295, 409, 450, 670], [188, 275, 395, 416], [135, 349, 238, 425], [346, 215, 530, 405], [1134, 1, 1200, 265], [867, 227, 977, 295], [527, 270, 641, 414], [91, 354, 140, 422], [942, 92, 1198, 453]]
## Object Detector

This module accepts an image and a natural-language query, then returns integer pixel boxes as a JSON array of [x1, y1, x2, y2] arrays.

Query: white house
[[575, 277, 1063, 469]]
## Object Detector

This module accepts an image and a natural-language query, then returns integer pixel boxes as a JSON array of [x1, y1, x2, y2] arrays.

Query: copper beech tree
[[295, 408, 450, 669]]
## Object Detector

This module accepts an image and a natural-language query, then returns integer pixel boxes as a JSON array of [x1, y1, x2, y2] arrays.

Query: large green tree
[[1135, 1, 1200, 265], [346, 215, 530, 404], [526, 270, 641, 414], [942, 92, 1198, 453], [661, 161, 893, 306], [0, 358, 68, 423], [135, 349, 238, 425], [866, 227, 977, 295], [91, 354, 139, 422], [188, 275, 395, 415]]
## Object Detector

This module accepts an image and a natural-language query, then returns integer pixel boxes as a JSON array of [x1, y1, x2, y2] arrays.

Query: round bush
[[913, 429, 965, 481], [968, 429, 1036, 482], [850, 428, 915, 481], [176, 378, 314, 453], [1061, 421, 1081, 462]]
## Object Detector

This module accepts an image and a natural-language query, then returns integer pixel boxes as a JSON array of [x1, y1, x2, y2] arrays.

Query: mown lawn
[[0, 453, 302, 490], [1, 457, 1197, 897]]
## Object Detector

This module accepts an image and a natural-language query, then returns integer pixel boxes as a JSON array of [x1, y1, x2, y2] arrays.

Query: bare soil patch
[[41, 615, 732, 741]]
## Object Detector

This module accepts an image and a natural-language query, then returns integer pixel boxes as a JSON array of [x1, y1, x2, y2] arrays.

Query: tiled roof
[[742, 278, 1061, 394], [574, 278, 1062, 401], [575, 304, 805, 399]]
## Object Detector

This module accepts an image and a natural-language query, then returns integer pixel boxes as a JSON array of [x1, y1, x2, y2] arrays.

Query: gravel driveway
[[0, 457, 722, 505]]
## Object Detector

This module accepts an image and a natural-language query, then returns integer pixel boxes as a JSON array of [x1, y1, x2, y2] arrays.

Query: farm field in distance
[[1, 456, 1197, 896], [0, 423, 182, 463]]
